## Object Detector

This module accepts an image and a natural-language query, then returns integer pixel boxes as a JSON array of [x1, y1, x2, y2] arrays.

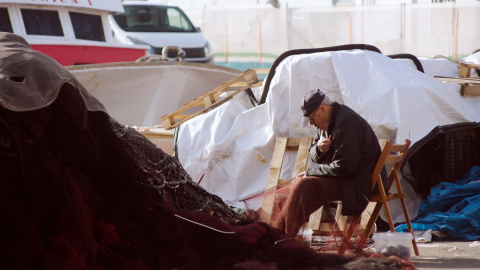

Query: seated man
[[274, 89, 384, 236]]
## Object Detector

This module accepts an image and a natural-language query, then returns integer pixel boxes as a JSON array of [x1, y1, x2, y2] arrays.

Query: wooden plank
[[162, 115, 175, 130], [335, 202, 348, 232], [260, 137, 313, 225], [195, 91, 236, 107], [463, 62, 480, 69], [260, 137, 288, 223], [207, 69, 258, 95], [308, 207, 323, 231], [203, 94, 216, 107], [174, 114, 191, 120], [285, 138, 302, 151], [310, 202, 366, 236], [230, 81, 251, 87], [461, 84, 480, 96], [253, 68, 270, 74], [162, 69, 258, 117], [458, 63, 471, 78], [188, 97, 202, 106], [160, 69, 262, 129], [265, 137, 287, 192], [293, 137, 313, 176], [293, 137, 321, 232], [360, 202, 376, 235], [435, 76, 480, 84], [244, 69, 259, 84], [278, 179, 290, 186], [163, 81, 262, 129]]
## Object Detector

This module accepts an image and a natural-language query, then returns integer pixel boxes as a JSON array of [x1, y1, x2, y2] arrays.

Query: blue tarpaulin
[[396, 166, 480, 240]]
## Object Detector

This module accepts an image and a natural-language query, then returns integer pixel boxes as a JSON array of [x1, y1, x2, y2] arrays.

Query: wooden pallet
[[435, 62, 480, 96], [160, 69, 265, 130], [260, 137, 313, 224]]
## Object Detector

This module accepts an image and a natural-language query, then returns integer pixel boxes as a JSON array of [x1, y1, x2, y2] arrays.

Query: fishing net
[[0, 32, 415, 270], [241, 176, 379, 256], [0, 86, 415, 269]]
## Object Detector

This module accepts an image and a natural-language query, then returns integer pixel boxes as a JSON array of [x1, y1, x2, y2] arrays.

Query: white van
[[109, 1, 213, 64]]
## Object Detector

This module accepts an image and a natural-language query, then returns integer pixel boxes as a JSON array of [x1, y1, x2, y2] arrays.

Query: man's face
[[309, 104, 329, 130]]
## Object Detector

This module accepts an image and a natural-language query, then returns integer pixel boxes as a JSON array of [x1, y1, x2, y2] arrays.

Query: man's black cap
[[300, 89, 326, 127], [301, 89, 326, 116]]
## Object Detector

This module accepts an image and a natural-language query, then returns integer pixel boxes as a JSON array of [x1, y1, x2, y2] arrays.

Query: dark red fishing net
[[241, 178, 360, 252], [0, 83, 416, 269], [241, 176, 414, 265], [0, 31, 417, 269]]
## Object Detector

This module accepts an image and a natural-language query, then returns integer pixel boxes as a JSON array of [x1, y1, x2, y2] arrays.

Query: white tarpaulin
[[69, 62, 241, 127], [177, 49, 480, 222]]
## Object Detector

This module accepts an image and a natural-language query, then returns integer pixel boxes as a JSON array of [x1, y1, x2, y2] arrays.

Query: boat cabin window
[[113, 5, 195, 33], [21, 9, 64, 36], [0, 8, 13, 33], [70, 12, 105, 42]]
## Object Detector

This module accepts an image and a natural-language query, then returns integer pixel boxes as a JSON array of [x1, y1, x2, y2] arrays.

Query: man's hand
[[317, 137, 332, 153], [297, 171, 306, 178]]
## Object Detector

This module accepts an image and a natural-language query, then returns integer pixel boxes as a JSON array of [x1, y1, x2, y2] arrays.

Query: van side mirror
[[195, 27, 201, 32]]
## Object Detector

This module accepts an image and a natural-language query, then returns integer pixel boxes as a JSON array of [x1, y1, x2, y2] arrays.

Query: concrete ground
[[412, 240, 480, 270], [311, 236, 480, 269]]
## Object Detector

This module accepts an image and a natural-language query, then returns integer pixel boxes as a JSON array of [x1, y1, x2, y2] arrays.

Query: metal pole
[[349, 13, 352, 44], [224, 23, 228, 63], [454, 10, 459, 59], [258, 18, 263, 65]]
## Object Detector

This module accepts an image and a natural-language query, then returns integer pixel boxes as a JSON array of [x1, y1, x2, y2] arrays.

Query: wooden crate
[[160, 68, 266, 130]]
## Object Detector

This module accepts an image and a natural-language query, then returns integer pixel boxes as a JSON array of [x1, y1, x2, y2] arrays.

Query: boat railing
[[135, 46, 186, 63]]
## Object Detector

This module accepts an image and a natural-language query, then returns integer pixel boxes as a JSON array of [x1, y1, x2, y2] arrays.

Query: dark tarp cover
[[0, 32, 105, 113]]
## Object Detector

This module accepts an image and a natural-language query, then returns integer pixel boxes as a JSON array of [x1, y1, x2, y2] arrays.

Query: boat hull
[[68, 61, 242, 155], [31, 44, 147, 66]]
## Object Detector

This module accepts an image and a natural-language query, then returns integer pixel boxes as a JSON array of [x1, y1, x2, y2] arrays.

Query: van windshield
[[113, 5, 196, 33]]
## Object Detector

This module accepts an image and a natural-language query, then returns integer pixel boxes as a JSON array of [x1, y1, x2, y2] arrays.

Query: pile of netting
[[241, 178, 369, 253], [0, 88, 412, 269], [239, 165, 416, 268], [0, 32, 415, 270]]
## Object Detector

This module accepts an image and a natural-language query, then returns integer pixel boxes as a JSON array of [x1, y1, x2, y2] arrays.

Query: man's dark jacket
[[305, 102, 383, 216]]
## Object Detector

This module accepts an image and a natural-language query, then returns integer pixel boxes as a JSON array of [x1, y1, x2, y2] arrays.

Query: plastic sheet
[[396, 166, 480, 240]]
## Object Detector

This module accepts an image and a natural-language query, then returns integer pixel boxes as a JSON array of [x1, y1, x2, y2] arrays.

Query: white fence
[[184, 2, 480, 62]]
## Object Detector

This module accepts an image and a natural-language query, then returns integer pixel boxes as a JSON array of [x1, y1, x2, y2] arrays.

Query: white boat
[[0, 0, 148, 65], [67, 60, 243, 155]]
